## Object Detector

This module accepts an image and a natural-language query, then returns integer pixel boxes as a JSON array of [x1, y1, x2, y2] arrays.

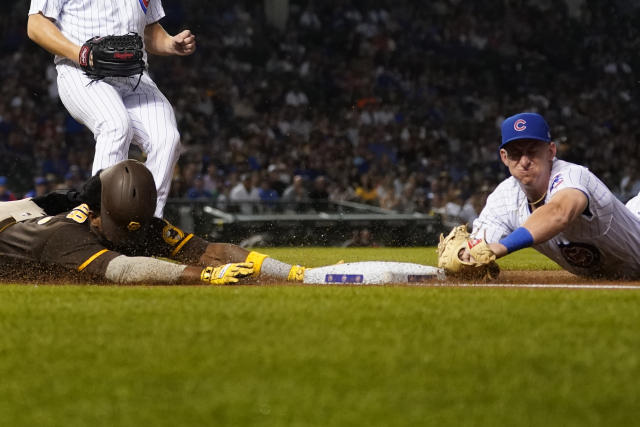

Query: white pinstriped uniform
[[472, 159, 640, 278], [625, 193, 640, 218], [28, 0, 180, 218]]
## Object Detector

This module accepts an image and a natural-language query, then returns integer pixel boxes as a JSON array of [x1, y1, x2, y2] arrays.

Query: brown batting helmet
[[99, 159, 157, 244]]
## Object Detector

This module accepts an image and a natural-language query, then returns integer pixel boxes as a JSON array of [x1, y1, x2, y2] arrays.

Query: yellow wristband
[[245, 251, 268, 277], [287, 265, 306, 281]]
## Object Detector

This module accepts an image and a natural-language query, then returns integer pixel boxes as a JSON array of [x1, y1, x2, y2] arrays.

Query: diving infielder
[[469, 112, 640, 279], [27, 0, 196, 218]]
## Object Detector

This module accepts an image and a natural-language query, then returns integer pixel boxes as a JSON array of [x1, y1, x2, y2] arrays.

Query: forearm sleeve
[[105, 255, 187, 284], [471, 204, 512, 243], [32, 190, 81, 215]]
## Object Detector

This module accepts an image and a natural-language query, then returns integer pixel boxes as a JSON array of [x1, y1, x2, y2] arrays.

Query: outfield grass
[[2, 247, 637, 427]]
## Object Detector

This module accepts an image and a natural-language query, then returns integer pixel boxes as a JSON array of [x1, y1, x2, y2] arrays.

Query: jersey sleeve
[[547, 165, 611, 206], [28, 0, 66, 20], [471, 189, 517, 243], [549, 164, 615, 223], [121, 218, 207, 262], [146, 0, 166, 25], [548, 168, 588, 199], [41, 222, 120, 277], [472, 206, 511, 243], [170, 233, 209, 265], [32, 189, 82, 215], [158, 219, 209, 263]]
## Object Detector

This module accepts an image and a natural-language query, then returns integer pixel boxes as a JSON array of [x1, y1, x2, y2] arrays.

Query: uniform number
[[66, 204, 90, 224]]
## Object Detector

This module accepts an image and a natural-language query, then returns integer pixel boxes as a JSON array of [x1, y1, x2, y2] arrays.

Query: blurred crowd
[[1, 0, 640, 225]]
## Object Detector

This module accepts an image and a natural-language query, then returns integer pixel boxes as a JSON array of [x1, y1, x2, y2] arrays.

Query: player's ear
[[549, 141, 557, 157], [499, 148, 509, 166], [88, 210, 101, 226]]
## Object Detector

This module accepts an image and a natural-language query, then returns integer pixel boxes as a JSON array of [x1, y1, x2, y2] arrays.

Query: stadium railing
[[164, 199, 447, 246]]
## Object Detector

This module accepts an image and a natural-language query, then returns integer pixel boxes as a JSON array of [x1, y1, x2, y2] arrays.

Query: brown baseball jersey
[[0, 204, 208, 282]]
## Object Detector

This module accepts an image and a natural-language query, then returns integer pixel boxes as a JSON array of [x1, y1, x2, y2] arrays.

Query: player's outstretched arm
[[522, 188, 588, 242], [197, 243, 306, 282], [170, 238, 305, 283], [144, 22, 196, 56], [104, 255, 253, 285], [27, 12, 81, 63], [486, 188, 588, 258]]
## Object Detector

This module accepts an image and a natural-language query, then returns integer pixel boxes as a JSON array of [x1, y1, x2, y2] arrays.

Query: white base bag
[[303, 261, 445, 285]]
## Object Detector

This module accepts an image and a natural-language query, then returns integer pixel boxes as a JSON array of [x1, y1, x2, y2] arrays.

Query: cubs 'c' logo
[[139, 0, 150, 13], [558, 242, 600, 269], [513, 119, 527, 131]]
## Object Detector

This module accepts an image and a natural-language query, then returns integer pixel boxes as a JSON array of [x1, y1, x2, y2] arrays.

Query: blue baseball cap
[[500, 113, 551, 149], [0, 176, 6, 186]]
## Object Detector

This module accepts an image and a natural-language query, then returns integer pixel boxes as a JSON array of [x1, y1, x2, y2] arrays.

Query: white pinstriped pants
[[626, 193, 640, 219], [56, 62, 181, 218]]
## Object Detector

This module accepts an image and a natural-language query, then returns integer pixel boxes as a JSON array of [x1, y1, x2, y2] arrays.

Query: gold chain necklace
[[528, 192, 546, 206]]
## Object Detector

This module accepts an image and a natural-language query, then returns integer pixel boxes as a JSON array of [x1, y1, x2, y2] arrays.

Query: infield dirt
[[3, 270, 640, 287]]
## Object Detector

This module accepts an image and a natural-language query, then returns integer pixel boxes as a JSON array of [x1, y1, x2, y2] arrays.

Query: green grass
[[1, 247, 636, 427]]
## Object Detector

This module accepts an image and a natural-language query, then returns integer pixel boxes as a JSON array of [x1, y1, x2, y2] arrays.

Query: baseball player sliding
[[0, 160, 308, 285], [438, 112, 640, 280], [27, 0, 196, 218], [0, 160, 441, 285]]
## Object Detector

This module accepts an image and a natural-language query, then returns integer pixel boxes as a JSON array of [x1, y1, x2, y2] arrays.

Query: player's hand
[[437, 225, 500, 280], [200, 262, 254, 285], [171, 30, 196, 56], [459, 247, 471, 263], [459, 243, 505, 263]]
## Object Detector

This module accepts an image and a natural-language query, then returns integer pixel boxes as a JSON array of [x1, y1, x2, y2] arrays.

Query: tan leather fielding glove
[[437, 225, 500, 280]]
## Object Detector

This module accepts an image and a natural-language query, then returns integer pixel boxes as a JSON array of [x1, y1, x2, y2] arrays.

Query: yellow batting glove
[[200, 262, 254, 285]]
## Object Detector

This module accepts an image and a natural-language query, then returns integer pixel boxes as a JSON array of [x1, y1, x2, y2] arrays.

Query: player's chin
[[514, 172, 536, 185], [518, 176, 532, 185]]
